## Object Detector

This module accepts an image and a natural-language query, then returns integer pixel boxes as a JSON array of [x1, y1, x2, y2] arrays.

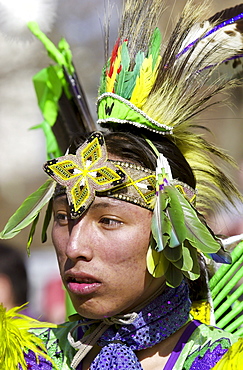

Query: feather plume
[[0, 0, 58, 41], [30, 25, 95, 155], [139, 1, 243, 214], [0, 11, 95, 245], [100, 1, 243, 215], [106, 42, 122, 93], [0, 179, 55, 241], [177, 4, 243, 78], [118, 0, 165, 64], [212, 338, 243, 369], [0, 303, 57, 370], [130, 54, 161, 108], [148, 153, 230, 287]]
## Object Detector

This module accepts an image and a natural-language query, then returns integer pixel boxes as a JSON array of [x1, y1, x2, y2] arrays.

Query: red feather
[[107, 38, 120, 78]]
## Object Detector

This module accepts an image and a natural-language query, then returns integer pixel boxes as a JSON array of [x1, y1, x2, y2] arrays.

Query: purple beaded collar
[[69, 280, 191, 369]]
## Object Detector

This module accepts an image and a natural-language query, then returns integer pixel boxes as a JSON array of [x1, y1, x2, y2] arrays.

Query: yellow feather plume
[[0, 303, 57, 370], [212, 338, 243, 369], [130, 55, 161, 109], [106, 45, 122, 93]]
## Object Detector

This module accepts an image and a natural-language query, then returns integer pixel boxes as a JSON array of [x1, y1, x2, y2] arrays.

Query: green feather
[[166, 185, 221, 254], [173, 244, 193, 272], [151, 190, 170, 251], [163, 244, 182, 262], [99, 64, 109, 95], [165, 186, 187, 244], [183, 269, 200, 281], [148, 27, 162, 69], [0, 180, 55, 240], [123, 51, 145, 99], [146, 244, 170, 278], [164, 262, 184, 288], [116, 42, 130, 96]]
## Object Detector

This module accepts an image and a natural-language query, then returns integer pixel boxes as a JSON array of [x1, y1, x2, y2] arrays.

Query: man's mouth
[[66, 275, 101, 295], [67, 277, 98, 284]]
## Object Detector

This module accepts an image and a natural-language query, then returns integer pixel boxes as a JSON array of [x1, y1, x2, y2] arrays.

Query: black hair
[[0, 243, 28, 305], [104, 131, 196, 189]]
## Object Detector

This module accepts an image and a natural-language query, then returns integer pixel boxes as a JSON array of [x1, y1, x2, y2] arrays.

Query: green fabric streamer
[[27, 22, 74, 74], [32, 65, 64, 159], [27, 22, 75, 160]]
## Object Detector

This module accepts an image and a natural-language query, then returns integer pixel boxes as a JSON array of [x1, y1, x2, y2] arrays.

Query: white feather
[[156, 153, 173, 181], [178, 20, 243, 69], [0, 0, 58, 41]]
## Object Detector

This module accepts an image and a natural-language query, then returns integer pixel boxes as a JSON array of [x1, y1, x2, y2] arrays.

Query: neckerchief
[[68, 281, 191, 369]]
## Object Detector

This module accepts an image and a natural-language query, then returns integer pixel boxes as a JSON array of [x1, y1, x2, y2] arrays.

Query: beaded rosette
[[44, 131, 157, 216]]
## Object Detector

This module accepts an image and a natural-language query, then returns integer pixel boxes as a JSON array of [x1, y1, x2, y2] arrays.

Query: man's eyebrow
[[89, 200, 120, 210]]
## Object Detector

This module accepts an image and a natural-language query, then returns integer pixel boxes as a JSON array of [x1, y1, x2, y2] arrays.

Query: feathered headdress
[[98, 0, 243, 214], [1, 0, 243, 287]]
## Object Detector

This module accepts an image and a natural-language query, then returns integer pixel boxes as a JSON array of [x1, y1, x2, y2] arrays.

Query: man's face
[[52, 195, 164, 319]]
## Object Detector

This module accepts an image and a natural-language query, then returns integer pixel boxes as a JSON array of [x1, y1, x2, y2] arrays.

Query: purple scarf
[[69, 281, 191, 369]]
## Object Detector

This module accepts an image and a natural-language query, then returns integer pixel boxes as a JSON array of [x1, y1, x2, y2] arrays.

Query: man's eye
[[99, 217, 123, 228], [54, 213, 69, 225]]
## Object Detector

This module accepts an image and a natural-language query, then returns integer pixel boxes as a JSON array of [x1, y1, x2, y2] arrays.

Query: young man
[[1, 1, 243, 369]]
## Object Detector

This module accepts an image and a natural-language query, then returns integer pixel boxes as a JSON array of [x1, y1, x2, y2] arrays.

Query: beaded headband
[[43, 131, 196, 218]]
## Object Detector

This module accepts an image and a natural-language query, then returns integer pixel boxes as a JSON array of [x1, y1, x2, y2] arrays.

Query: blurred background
[[0, 0, 243, 322]]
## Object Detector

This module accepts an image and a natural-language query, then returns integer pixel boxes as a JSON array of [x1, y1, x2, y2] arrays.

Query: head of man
[[50, 131, 197, 319]]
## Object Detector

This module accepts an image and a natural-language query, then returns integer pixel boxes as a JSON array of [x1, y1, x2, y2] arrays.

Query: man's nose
[[65, 218, 93, 262]]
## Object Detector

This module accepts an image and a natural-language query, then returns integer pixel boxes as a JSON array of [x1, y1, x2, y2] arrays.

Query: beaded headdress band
[[44, 131, 196, 219]]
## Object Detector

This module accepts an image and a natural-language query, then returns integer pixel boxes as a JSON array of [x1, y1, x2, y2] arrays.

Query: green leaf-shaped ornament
[[165, 185, 187, 244], [147, 244, 170, 278], [0, 180, 55, 240]]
